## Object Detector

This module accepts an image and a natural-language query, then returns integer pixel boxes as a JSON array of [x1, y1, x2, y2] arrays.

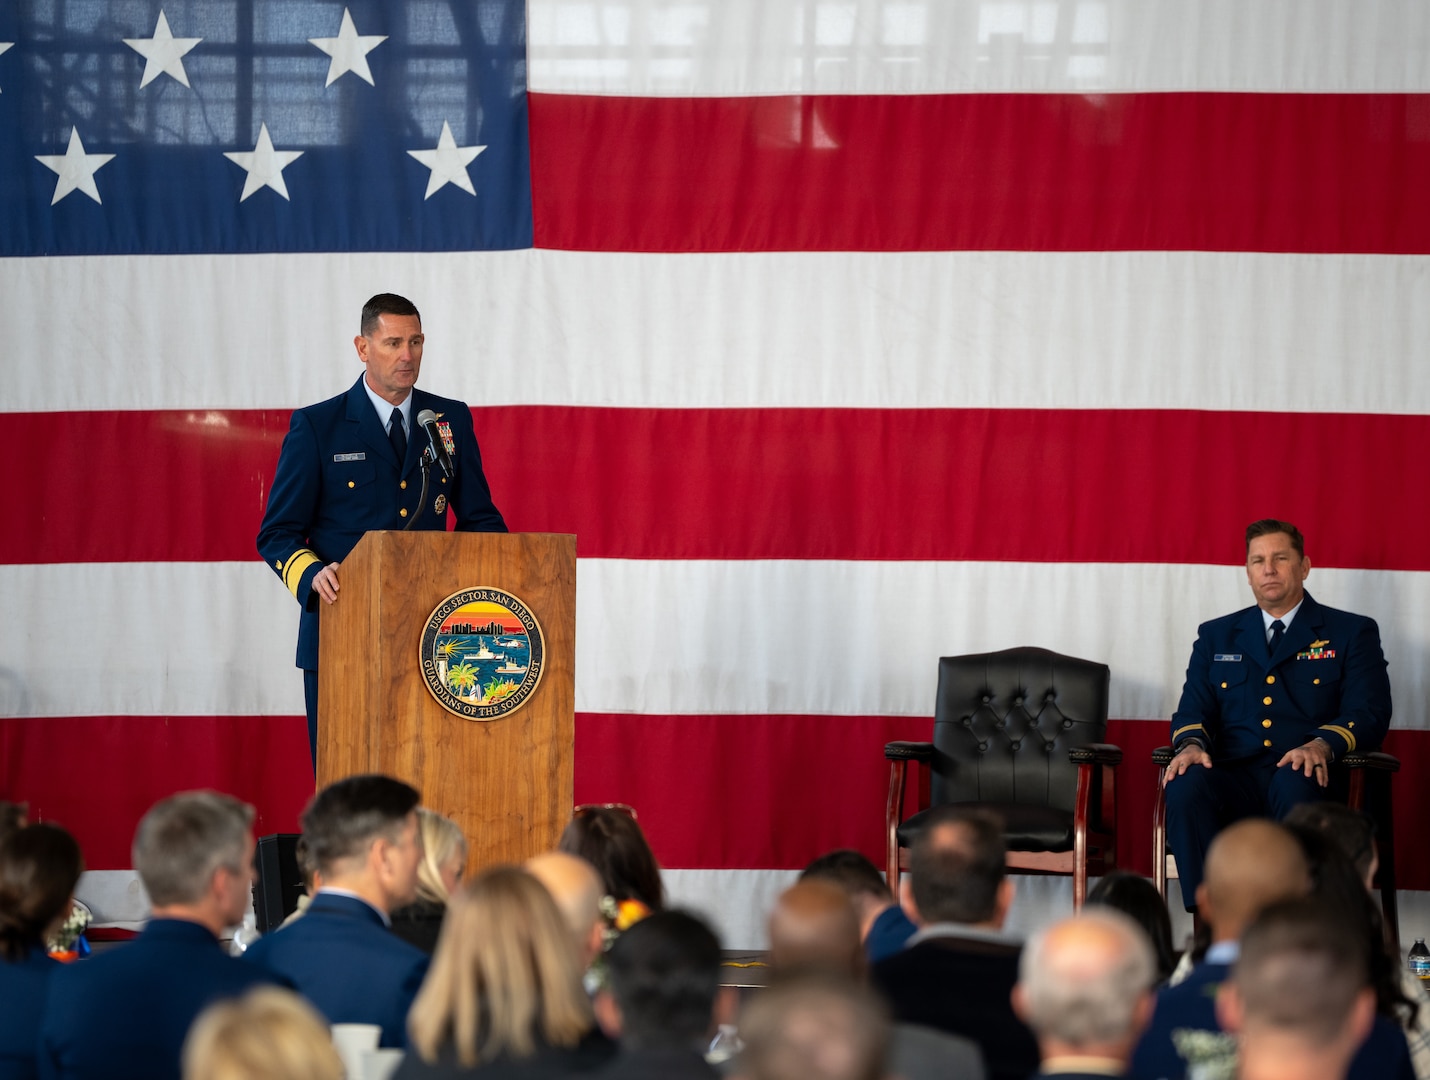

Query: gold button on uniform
[[1262, 719, 1272, 728], [348, 480, 355, 488], [1313, 678, 1320, 685], [1263, 739, 1272, 747], [1220, 682, 1227, 689], [399, 508, 408, 518], [1266, 675, 1275, 684], [1262, 695, 1273, 705], [400, 481, 407, 489]]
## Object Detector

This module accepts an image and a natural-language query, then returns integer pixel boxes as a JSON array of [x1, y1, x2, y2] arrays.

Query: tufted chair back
[[931, 647, 1110, 828]]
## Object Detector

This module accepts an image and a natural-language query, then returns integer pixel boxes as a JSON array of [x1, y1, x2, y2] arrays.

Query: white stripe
[[5, 560, 1426, 728], [528, 0, 1430, 96], [71, 866, 1430, 953], [6, 250, 1430, 415]]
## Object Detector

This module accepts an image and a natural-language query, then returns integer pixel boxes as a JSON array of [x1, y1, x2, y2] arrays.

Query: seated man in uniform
[[1162, 519, 1391, 912]]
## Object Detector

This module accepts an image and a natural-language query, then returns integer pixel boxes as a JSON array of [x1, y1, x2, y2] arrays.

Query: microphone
[[416, 409, 455, 479]]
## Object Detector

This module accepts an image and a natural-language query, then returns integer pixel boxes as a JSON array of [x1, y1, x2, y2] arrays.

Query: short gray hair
[[133, 791, 254, 907], [1018, 909, 1156, 1046]]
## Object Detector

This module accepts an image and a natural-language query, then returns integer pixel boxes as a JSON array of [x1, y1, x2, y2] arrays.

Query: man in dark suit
[[1012, 909, 1156, 1079], [1163, 519, 1392, 911], [243, 774, 429, 1048], [870, 806, 1039, 1080], [594, 911, 726, 1080], [257, 293, 507, 764], [38, 792, 280, 1080]]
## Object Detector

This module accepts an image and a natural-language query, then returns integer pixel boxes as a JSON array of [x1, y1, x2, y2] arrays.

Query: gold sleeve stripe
[[281, 550, 321, 598], [1320, 725, 1357, 752], [1171, 724, 1206, 741]]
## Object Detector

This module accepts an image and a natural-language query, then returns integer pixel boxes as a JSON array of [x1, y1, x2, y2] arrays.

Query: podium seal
[[419, 587, 545, 720]]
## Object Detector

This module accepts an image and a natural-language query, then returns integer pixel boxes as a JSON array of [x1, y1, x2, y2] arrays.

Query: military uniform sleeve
[[1170, 623, 1219, 752], [447, 402, 507, 533], [257, 409, 327, 610], [1316, 617, 1391, 757]]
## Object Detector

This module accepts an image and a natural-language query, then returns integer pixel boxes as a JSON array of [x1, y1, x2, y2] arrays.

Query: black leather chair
[[885, 647, 1121, 909], [1151, 746, 1401, 951]]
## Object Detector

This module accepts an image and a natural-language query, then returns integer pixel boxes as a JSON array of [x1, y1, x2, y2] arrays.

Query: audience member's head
[[736, 974, 891, 1080], [0, 822, 84, 962], [0, 802, 27, 847], [559, 805, 664, 911], [800, 850, 895, 938], [408, 865, 592, 1068], [1284, 802, 1377, 891], [182, 986, 344, 1080], [300, 774, 421, 914], [1218, 899, 1373, 1080], [413, 808, 468, 907], [1013, 909, 1156, 1065], [767, 879, 864, 979], [526, 850, 607, 967], [293, 835, 319, 896], [1197, 818, 1309, 943], [1086, 871, 1176, 982], [902, 806, 1010, 929], [599, 909, 723, 1052], [133, 791, 255, 934]]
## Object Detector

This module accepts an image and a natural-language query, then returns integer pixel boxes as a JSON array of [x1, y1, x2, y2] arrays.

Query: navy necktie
[[388, 406, 407, 463], [1269, 619, 1285, 655]]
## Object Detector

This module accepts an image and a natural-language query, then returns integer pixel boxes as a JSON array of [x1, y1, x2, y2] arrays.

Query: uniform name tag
[[333, 452, 366, 462], [1213, 654, 1242, 662]]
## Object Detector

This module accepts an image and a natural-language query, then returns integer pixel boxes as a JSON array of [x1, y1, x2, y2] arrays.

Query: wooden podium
[[317, 531, 575, 870]]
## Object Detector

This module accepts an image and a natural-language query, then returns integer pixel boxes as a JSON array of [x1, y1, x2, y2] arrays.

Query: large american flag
[[5, 0, 1430, 946]]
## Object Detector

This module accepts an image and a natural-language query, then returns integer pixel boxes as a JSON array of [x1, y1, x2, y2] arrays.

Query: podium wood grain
[[318, 531, 576, 872]]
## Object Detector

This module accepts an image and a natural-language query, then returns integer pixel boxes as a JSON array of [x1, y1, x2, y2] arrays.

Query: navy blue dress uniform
[[241, 891, 429, 1049], [36, 919, 281, 1080], [0, 945, 58, 1080], [1164, 591, 1391, 908], [257, 375, 507, 758]]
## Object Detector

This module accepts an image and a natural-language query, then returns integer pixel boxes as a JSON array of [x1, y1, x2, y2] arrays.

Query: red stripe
[[0, 715, 313, 870], [6, 406, 1430, 569], [10, 714, 1430, 890], [529, 93, 1430, 253]]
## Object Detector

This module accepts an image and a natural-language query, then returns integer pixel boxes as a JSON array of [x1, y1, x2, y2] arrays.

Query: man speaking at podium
[[258, 294, 507, 766]]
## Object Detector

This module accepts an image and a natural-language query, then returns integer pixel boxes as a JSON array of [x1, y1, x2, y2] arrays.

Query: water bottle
[[228, 912, 260, 956], [1408, 938, 1430, 981], [707, 1024, 743, 1064]]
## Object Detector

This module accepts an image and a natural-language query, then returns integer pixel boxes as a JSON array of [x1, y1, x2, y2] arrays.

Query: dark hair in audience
[[1245, 519, 1304, 557], [300, 774, 419, 876], [1284, 819, 1416, 1027], [0, 802, 27, 847], [800, 849, 891, 903], [908, 805, 1005, 925], [0, 823, 84, 961], [559, 807, 664, 910], [1087, 871, 1177, 982], [604, 909, 721, 1050], [134, 791, 254, 907], [1233, 897, 1368, 1046], [360, 293, 421, 336], [1284, 802, 1376, 884], [739, 973, 890, 1080]]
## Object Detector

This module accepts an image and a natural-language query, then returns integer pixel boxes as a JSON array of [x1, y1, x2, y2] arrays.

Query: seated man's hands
[[1164, 743, 1212, 783], [1277, 738, 1332, 788]]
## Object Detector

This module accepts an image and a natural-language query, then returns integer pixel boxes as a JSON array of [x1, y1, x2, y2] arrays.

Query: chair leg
[[886, 759, 907, 890], [1152, 772, 1169, 902]]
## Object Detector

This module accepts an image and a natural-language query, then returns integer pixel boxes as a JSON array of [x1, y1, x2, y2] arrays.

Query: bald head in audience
[[1197, 819, 1310, 944], [736, 975, 891, 1080], [525, 851, 606, 968], [1013, 910, 1156, 1070], [768, 880, 865, 978]]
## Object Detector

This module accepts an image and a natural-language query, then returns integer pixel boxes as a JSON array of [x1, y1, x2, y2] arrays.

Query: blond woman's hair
[[408, 865, 593, 1066], [182, 987, 343, 1080], [415, 808, 469, 905]]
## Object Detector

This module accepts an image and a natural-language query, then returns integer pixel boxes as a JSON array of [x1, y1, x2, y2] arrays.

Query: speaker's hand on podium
[[313, 562, 341, 604]]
